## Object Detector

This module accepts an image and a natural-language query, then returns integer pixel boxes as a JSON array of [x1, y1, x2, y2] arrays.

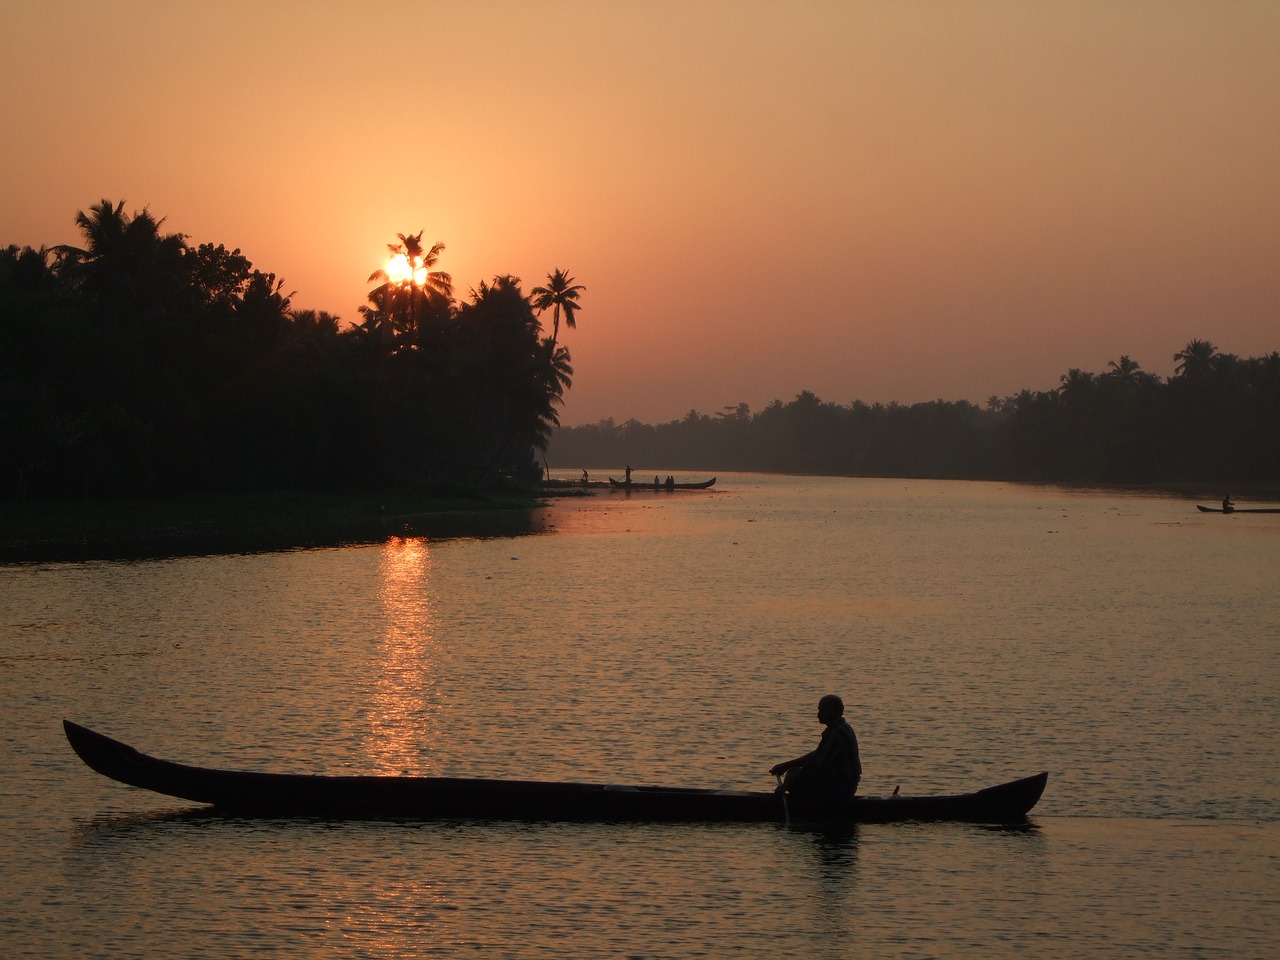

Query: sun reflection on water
[[364, 537, 438, 774]]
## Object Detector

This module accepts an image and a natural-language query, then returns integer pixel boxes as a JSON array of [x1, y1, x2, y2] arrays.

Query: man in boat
[[770, 694, 862, 809]]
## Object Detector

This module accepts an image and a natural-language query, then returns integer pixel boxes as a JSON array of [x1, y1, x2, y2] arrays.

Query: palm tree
[[1058, 368, 1097, 404], [367, 232, 452, 301], [536, 338, 574, 426], [288, 308, 341, 337], [494, 337, 573, 477], [530, 269, 585, 348], [1106, 355, 1141, 382], [0, 244, 56, 295], [365, 232, 453, 347], [53, 199, 187, 324], [1173, 340, 1219, 379]]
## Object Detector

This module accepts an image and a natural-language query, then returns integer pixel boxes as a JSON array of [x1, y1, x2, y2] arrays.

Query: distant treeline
[[548, 345, 1279, 486], [1, 201, 581, 499]]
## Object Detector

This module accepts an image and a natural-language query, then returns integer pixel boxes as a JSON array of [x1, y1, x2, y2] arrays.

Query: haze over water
[[1, 475, 1276, 957]]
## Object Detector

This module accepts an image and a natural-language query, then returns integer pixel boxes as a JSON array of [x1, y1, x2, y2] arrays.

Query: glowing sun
[[384, 253, 428, 286]]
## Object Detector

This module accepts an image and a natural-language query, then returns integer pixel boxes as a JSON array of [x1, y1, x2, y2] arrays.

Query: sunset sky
[[3, 1, 1277, 426]]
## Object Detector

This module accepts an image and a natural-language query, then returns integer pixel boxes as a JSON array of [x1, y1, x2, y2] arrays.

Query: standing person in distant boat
[[1223, 494, 1234, 512], [625, 465, 632, 483], [771, 694, 862, 806]]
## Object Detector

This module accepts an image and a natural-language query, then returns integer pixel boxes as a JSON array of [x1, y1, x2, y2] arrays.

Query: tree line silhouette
[[548, 343, 1279, 486], [1, 201, 583, 499]]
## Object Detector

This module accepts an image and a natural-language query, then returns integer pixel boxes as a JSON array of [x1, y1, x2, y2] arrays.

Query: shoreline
[[0, 491, 545, 563], [6, 474, 1277, 562], [543, 472, 1280, 501]]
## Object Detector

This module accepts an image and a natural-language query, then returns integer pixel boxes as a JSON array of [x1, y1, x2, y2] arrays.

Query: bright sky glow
[[2, 1, 1276, 425], [384, 254, 427, 288]]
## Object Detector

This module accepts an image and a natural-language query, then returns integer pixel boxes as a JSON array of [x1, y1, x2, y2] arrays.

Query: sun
[[384, 253, 428, 287]]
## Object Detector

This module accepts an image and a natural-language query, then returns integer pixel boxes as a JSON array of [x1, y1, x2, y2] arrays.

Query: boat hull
[[64, 721, 1046, 824], [608, 477, 716, 490], [1196, 504, 1280, 513]]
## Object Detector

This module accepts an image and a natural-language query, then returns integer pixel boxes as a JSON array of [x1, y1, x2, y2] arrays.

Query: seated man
[[770, 694, 861, 810]]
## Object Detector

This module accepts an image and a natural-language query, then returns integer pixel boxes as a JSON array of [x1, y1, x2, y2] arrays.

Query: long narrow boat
[[1196, 504, 1280, 514], [64, 721, 1046, 824], [608, 477, 717, 490], [539, 478, 613, 490]]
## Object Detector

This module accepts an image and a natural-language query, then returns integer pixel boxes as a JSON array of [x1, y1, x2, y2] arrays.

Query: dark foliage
[[1, 203, 575, 499], [548, 345, 1279, 486]]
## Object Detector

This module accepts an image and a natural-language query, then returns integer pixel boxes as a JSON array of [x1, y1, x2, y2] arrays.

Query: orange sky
[[3, 1, 1277, 425]]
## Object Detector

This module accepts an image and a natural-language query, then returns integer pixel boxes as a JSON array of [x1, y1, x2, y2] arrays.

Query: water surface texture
[[2, 476, 1276, 957]]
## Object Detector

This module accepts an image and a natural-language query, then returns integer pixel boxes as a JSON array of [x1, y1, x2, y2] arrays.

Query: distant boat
[[63, 721, 1046, 824], [1196, 504, 1280, 514], [540, 478, 611, 490], [608, 477, 716, 490]]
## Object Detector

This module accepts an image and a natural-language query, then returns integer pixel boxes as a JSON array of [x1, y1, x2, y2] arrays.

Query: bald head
[[817, 694, 844, 724]]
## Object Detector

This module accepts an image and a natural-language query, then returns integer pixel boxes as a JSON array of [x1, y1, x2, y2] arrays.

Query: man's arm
[[770, 750, 815, 777]]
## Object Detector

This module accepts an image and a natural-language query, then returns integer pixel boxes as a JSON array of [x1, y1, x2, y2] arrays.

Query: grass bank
[[0, 490, 546, 563]]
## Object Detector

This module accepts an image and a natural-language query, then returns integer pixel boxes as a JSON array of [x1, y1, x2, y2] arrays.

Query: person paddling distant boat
[[771, 695, 862, 809]]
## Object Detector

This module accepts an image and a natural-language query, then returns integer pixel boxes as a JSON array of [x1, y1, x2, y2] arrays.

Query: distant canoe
[[1196, 504, 1280, 514], [63, 721, 1046, 824], [608, 477, 716, 490], [540, 479, 613, 490]]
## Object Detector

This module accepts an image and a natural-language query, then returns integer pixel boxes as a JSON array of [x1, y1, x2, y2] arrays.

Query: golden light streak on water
[[364, 537, 438, 774]]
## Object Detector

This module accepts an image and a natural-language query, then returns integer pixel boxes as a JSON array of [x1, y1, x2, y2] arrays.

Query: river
[[1, 474, 1275, 957]]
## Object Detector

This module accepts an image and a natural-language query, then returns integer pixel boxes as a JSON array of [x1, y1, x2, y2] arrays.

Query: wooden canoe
[[64, 721, 1046, 824], [1196, 504, 1280, 514], [607, 477, 717, 490]]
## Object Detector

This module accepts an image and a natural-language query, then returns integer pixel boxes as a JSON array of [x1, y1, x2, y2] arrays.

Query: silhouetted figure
[[654, 475, 660, 488], [771, 695, 862, 810], [624, 465, 632, 484], [665, 475, 675, 489], [1223, 494, 1234, 513], [581, 469, 589, 485]]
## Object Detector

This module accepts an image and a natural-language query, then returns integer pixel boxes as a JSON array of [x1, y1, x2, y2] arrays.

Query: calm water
[[1, 474, 1276, 958]]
